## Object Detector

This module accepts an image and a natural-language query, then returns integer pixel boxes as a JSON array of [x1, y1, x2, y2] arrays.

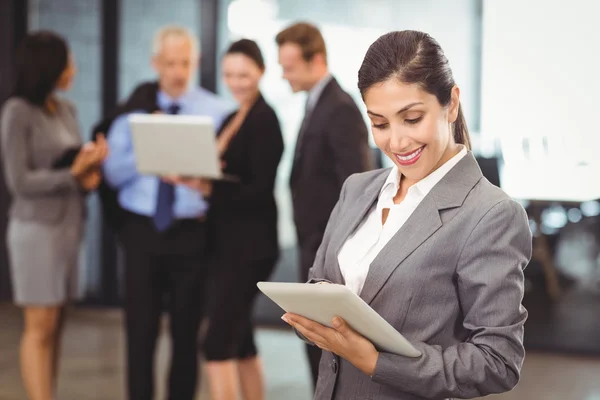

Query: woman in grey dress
[[0, 31, 108, 400]]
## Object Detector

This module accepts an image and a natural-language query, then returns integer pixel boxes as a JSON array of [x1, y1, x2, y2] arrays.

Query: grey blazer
[[307, 152, 532, 400], [1, 98, 84, 223]]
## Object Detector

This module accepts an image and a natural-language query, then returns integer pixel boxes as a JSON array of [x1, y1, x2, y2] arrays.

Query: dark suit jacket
[[207, 94, 284, 261], [290, 77, 372, 243]]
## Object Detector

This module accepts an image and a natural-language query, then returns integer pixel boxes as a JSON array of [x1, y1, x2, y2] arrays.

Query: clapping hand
[[71, 133, 109, 190], [71, 135, 108, 175], [79, 169, 102, 191]]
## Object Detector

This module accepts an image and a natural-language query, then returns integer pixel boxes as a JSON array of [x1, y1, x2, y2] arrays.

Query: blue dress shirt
[[102, 87, 231, 219]]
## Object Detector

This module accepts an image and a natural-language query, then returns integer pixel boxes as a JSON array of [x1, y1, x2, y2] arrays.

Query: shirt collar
[[157, 89, 191, 111], [379, 145, 469, 202], [306, 73, 333, 112], [414, 145, 468, 196]]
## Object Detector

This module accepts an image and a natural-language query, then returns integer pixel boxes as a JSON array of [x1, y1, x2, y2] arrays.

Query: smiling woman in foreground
[[281, 30, 532, 400]]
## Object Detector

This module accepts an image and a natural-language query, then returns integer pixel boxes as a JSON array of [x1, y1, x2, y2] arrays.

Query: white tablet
[[257, 282, 421, 358], [129, 113, 226, 179]]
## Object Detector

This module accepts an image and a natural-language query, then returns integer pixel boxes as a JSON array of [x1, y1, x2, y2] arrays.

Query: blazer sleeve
[[371, 199, 532, 399], [325, 103, 371, 187], [291, 175, 350, 344], [1, 99, 79, 198], [307, 173, 352, 282], [210, 110, 283, 211]]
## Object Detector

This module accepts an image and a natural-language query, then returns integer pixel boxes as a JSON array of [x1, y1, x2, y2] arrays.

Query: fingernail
[[281, 315, 289, 324], [332, 317, 341, 328]]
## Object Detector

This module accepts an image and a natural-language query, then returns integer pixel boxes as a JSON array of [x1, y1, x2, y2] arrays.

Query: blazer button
[[331, 358, 338, 374]]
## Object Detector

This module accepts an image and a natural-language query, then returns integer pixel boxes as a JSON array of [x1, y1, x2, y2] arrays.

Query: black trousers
[[120, 212, 206, 400], [298, 231, 325, 389]]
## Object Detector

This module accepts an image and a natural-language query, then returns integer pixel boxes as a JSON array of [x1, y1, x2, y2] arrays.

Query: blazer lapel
[[290, 79, 339, 182], [59, 104, 82, 144], [328, 170, 389, 283], [359, 153, 484, 304]]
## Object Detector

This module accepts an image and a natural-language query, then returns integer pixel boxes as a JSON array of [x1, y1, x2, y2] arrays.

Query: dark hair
[[225, 39, 265, 70], [358, 30, 471, 149], [275, 22, 327, 63], [13, 31, 69, 107]]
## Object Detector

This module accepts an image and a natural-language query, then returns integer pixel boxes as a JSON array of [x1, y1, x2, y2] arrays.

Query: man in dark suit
[[276, 22, 373, 387]]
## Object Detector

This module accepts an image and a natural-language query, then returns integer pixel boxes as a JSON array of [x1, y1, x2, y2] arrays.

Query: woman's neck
[[394, 143, 463, 203], [239, 91, 260, 112], [45, 95, 58, 114]]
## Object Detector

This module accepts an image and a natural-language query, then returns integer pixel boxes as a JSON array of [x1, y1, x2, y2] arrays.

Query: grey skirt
[[7, 218, 83, 306]]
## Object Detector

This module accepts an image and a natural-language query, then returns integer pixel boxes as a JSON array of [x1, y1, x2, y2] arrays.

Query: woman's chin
[[233, 94, 249, 104]]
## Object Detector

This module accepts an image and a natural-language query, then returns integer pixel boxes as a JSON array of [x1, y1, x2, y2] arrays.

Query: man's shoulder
[[109, 110, 147, 132], [130, 81, 159, 96], [321, 79, 362, 114]]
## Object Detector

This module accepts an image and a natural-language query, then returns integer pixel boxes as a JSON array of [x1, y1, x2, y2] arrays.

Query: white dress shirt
[[337, 146, 468, 295]]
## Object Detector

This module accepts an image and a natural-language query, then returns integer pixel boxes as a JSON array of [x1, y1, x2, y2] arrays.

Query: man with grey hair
[[101, 25, 229, 400]]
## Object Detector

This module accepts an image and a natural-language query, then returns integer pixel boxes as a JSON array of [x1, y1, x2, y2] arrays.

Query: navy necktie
[[153, 103, 181, 232]]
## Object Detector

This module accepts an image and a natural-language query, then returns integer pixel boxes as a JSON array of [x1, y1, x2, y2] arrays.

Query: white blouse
[[337, 147, 468, 295]]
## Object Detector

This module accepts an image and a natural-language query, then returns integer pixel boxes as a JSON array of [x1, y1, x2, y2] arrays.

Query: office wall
[[481, 0, 600, 164], [481, 0, 600, 198]]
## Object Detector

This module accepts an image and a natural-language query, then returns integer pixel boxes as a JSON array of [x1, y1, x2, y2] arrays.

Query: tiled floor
[[1, 304, 599, 400]]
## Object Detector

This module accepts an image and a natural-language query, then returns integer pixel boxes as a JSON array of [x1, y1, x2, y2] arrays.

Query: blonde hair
[[152, 25, 200, 56]]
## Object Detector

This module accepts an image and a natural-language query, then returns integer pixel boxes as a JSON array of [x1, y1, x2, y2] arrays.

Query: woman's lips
[[394, 146, 425, 166]]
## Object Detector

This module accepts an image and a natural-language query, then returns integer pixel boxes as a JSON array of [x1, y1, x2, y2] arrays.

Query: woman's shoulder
[[251, 96, 279, 122], [467, 177, 528, 222], [55, 96, 77, 116], [343, 168, 390, 195], [245, 97, 282, 138], [2, 96, 75, 120], [1, 97, 32, 117]]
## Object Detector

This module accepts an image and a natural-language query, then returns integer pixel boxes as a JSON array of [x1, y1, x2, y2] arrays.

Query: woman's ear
[[448, 85, 460, 123]]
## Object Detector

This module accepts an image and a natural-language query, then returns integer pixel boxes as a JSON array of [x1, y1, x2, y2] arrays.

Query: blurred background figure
[[170, 38, 283, 400], [275, 22, 374, 387], [0, 31, 107, 400], [101, 25, 229, 400]]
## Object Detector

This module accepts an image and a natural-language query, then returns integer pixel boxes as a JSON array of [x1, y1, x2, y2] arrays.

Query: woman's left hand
[[79, 168, 102, 191], [282, 313, 379, 377], [162, 175, 213, 197]]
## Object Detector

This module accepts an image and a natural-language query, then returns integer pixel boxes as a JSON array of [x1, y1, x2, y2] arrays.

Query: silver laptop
[[128, 113, 230, 180]]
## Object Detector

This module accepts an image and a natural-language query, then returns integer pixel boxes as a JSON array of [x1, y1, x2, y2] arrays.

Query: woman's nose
[[389, 128, 411, 152]]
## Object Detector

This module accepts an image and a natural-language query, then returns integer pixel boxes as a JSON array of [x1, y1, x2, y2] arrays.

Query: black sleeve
[[52, 147, 81, 168], [210, 109, 284, 211], [325, 102, 371, 187]]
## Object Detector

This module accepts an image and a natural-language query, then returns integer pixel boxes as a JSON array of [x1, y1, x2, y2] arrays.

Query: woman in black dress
[[170, 39, 283, 400]]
